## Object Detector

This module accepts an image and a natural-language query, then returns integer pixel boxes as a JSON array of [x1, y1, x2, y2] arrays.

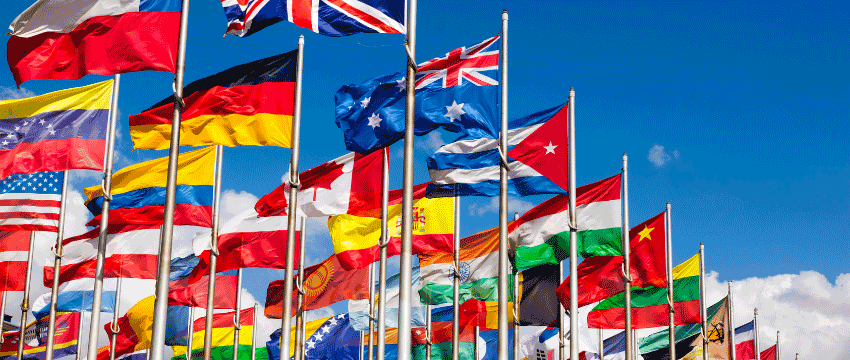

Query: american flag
[[0, 171, 63, 232]]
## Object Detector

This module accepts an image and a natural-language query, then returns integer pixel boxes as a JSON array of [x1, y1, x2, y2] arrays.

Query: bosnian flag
[[734, 320, 756, 360], [427, 104, 570, 197], [7, 0, 179, 85]]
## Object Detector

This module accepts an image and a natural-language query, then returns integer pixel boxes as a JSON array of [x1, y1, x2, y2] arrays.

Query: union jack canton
[[222, 0, 406, 37]]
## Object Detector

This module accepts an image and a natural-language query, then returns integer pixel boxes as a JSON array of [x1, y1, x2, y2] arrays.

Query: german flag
[[129, 51, 297, 150]]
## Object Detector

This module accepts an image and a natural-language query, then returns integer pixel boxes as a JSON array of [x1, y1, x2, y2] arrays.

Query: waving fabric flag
[[171, 308, 254, 360], [168, 274, 238, 309], [266, 314, 359, 360], [31, 278, 117, 320], [0, 312, 81, 360], [0, 231, 31, 291], [222, 0, 405, 37], [517, 264, 559, 327], [348, 267, 426, 331], [734, 321, 756, 360], [7, 0, 177, 85], [510, 174, 621, 270], [418, 226, 501, 305], [427, 104, 569, 197], [758, 345, 776, 360], [639, 298, 727, 360], [130, 51, 297, 150], [0, 81, 112, 179], [586, 331, 626, 360], [0, 172, 63, 232], [336, 36, 500, 154], [99, 296, 156, 360]]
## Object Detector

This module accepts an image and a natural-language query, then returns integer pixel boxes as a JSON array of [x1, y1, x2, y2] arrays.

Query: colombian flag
[[129, 52, 297, 150], [84, 146, 215, 227]]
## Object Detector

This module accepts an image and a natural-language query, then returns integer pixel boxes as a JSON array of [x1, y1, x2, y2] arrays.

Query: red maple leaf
[[255, 158, 347, 217]]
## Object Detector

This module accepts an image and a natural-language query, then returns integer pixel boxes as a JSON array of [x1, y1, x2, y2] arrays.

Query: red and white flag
[[734, 320, 756, 360], [254, 149, 384, 218], [0, 231, 31, 291]]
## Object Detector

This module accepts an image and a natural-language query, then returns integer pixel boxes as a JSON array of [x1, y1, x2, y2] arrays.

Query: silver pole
[[474, 326, 480, 360], [294, 217, 307, 360], [559, 261, 565, 360], [666, 202, 675, 360], [148, 0, 192, 354], [512, 214, 519, 360], [622, 153, 631, 360], [359, 333, 364, 360], [86, 73, 121, 360], [632, 329, 638, 360], [280, 34, 305, 360], [0, 291, 5, 340], [698, 244, 707, 360], [568, 88, 579, 360], [425, 305, 432, 360], [376, 150, 389, 360], [108, 278, 123, 360], [452, 194, 461, 360], [497, 10, 510, 360], [397, 0, 417, 358], [204, 145, 224, 360], [728, 282, 736, 360], [188, 307, 195, 360], [367, 262, 375, 360], [598, 329, 603, 360], [251, 303, 258, 360], [775, 331, 779, 360], [75, 309, 86, 360], [45, 169, 71, 360], [16, 232, 37, 360], [754, 309, 760, 360], [233, 269, 244, 360]]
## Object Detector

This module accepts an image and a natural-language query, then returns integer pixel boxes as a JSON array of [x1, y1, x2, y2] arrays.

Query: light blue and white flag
[[31, 278, 117, 320], [427, 104, 570, 197], [348, 266, 426, 331]]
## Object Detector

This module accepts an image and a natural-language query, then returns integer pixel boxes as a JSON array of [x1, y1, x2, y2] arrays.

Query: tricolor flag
[[130, 52, 298, 150], [168, 274, 238, 309], [85, 146, 215, 228], [418, 226, 500, 305], [222, 0, 405, 37], [759, 345, 777, 360], [171, 308, 254, 360], [348, 267, 426, 331], [7, 1, 178, 85], [0, 81, 112, 178], [427, 103, 569, 197], [0, 312, 81, 360], [517, 264, 560, 327], [639, 298, 728, 360], [509, 174, 622, 270], [477, 328, 514, 360], [0, 231, 30, 291], [99, 296, 156, 360], [734, 320, 756, 360]]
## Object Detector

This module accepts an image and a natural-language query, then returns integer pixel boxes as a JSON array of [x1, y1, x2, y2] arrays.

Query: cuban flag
[[222, 0, 405, 37], [335, 35, 501, 154], [427, 103, 570, 197], [734, 320, 756, 360]]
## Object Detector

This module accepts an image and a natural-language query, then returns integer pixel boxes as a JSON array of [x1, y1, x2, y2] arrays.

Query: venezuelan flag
[[172, 308, 254, 360], [0, 80, 112, 179], [129, 52, 297, 150], [84, 146, 215, 227]]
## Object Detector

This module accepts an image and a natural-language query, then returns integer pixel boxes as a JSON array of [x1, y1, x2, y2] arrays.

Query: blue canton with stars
[[0, 171, 63, 195]]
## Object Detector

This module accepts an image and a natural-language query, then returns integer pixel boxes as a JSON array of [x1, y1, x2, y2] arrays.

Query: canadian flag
[[255, 148, 384, 218]]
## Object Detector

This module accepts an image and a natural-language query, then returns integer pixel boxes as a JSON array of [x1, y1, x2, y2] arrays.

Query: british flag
[[416, 35, 500, 89], [222, 0, 405, 37]]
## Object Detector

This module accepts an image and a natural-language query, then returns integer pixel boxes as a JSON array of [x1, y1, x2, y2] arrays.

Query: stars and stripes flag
[[222, 0, 405, 37], [0, 171, 63, 232]]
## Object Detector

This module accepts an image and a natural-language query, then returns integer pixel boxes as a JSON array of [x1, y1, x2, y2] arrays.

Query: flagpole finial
[[623, 152, 627, 158], [754, 308, 758, 315], [299, 34, 304, 43]]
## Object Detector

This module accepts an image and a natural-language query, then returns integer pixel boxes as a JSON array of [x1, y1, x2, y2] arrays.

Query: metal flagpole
[[108, 278, 123, 360], [359, 333, 364, 360], [754, 309, 760, 360], [251, 303, 258, 360], [728, 282, 736, 360], [45, 169, 71, 360], [559, 260, 565, 360], [698, 244, 707, 360], [633, 329, 638, 360], [188, 307, 195, 360], [452, 192, 461, 360], [367, 262, 375, 360], [397, 0, 417, 357], [75, 309, 86, 360], [568, 88, 579, 360], [666, 202, 675, 360], [0, 291, 5, 343], [425, 305, 432, 360], [280, 35, 305, 360], [376, 149, 389, 360], [775, 331, 779, 360], [204, 145, 224, 360], [233, 269, 244, 360], [86, 73, 121, 360], [474, 326, 480, 360], [497, 10, 510, 360], [294, 217, 307, 360], [598, 329, 603, 360], [148, 0, 192, 353], [16, 232, 37, 360], [622, 153, 632, 360], [512, 212, 520, 360]]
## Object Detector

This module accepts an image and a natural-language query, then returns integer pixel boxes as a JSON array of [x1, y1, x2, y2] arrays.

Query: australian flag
[[335, 35, 501, 154], [222, 0, 405, 37]]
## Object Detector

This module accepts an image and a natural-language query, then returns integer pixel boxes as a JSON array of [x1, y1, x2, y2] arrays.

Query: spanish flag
[[172, 308, 254, 360], [328, 183, 454, 269], [129, 51, 297, 150]]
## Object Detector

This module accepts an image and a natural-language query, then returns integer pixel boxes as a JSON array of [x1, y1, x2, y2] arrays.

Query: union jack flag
[[416, 35, 500, 89], [222, 0, 405, 37]]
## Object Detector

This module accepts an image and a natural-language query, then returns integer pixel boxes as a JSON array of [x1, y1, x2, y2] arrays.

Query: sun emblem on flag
[[707, 322, 725, 344], [304, 261, 334, 299]]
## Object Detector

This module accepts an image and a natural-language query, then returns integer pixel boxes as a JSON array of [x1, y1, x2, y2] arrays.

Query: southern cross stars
[[367, 113, 382, 129], [396, 77, 406, 92], [444, 101, 465, 122], [544, 141, 557, 154], [360, 97, 371, 108]]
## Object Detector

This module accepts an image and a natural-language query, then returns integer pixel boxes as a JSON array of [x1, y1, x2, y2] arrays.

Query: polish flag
[[734, 320, 756, 360]]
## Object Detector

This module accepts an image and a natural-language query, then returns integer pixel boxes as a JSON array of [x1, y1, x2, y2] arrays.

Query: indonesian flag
[[255, 149, 384, 218], [734, 320, 756, 360]]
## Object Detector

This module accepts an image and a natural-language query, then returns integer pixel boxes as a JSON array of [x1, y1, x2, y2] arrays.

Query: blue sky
[[2, 0, 849, 355]]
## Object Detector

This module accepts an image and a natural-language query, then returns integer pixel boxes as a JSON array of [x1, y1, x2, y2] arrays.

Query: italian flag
[[587, 253, 701, 329], [418, 226, 511, 305], [509, 174, 622, 270]]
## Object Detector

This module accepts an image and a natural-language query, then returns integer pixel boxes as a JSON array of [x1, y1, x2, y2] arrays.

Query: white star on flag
[[306, 339, 316, 349], [314, 332, 324, 341], [444, 101, 466, 122], [396, 77, 406, 92], [544, 141, 557, 154], [367, 113, 382, 129], [360, 97, 371, 108]]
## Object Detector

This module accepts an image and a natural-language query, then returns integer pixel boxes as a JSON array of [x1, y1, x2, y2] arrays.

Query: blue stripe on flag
[[32, 291, 116, 320], [427, 176, 567, 197]]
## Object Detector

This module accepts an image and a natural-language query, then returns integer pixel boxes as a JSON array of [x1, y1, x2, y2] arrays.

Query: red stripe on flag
[[192, 308, 254, 332], [291, 0, 314, 30], [86, 204, 213, 227], [0, 231, 31, 251], [0, 138, 106, 179], [0, 260, 29, 291], [0, 199, 62, 207], [190, 229, 301, 279], [43, 254, 159, 286], [0, 212, 59, 220], [0, 224, 58, 232], [587, 299, 701, 329], [324, 0, 401, 33]]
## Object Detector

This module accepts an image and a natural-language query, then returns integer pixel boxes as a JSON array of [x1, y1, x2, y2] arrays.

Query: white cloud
[[415, 132, 446, 154], [220, 189, 260, 223], [0, 86, 35, 100], [467, 196, 536, 217], [647, 144, 673, 168]]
